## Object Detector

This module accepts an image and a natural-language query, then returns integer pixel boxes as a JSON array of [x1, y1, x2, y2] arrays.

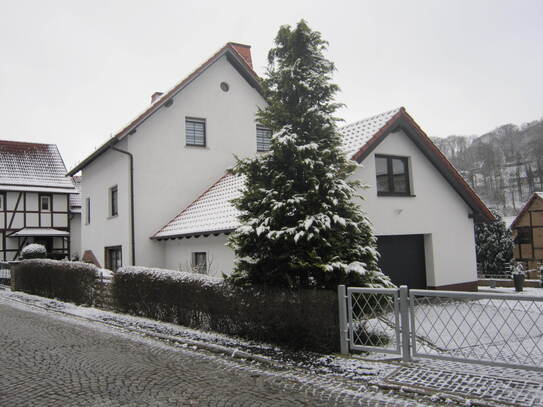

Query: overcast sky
[[1, 0, 542, 169]]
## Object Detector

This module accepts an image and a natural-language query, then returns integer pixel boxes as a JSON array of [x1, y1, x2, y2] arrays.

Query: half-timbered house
[[0, 140, 77, 260], [510, 192, 543, 269], [68, 42, 493, 290]]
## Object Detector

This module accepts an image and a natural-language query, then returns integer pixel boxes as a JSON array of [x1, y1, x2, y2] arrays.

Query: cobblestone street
[[0, 300, 430, 407]]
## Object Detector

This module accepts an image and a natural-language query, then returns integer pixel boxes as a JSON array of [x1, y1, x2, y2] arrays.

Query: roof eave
[[152, 228, 235, 241]]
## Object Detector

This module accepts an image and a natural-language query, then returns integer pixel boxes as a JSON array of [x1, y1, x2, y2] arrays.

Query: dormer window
[[375, 155, 411, 196], [185, 118, 206, 147], [256, 126, 272, 152]]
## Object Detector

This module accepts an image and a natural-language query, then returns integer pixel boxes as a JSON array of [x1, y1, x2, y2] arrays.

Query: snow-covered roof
[[8, 228, 70, 237], [69, 176, 82, 213], [153, 173, 244, 239], [0, 140, 76, 193], [339, 108, 402, 157]]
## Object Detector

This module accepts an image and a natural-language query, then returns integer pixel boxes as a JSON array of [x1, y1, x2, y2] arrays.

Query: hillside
[[432, 117, 543, 216]]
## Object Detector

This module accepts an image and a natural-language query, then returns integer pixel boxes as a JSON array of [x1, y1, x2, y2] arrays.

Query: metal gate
[[338, 285, 543, 371]]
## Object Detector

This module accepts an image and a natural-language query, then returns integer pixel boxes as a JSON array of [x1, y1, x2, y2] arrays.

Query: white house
[[0, 140, 78, 260], [69, 43, 493, 290]]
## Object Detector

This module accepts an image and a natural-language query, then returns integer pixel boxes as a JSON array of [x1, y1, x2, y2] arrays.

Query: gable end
[[353, 110, 494, 223]]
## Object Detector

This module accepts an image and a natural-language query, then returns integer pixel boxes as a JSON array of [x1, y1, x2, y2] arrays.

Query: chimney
[[151, 91, 163, 104], [228, 42, 252, 69]]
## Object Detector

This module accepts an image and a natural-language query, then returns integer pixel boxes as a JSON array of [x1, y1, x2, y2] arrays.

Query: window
[[0, 194, 3, 210], [185, 118, 206, 146], [105, 246, 122, 272], [85, 197, 91, 224], [375, 155, 411, 196], [191, 252, 207, 274], [110, 186, 118, 217], [516, 227, 532, 244], [40, 194, 52, 211], [256, 126, 272, 152]]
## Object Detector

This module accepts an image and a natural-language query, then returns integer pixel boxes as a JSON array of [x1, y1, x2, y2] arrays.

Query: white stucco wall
[[162, 130, 478, 288], [353, 130, 477, 287], [80, 139, 131, 268], [69, 213, 81, 260], [163, 235, 234, 279], [80, 54, 265, 270]]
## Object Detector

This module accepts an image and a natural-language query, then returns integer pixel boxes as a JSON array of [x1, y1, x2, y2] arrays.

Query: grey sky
[[1, 0, 542, 169]]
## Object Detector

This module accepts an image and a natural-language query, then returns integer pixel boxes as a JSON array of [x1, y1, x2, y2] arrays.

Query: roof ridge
[[340, 107, 403, 130], [0, 139, 58, 147]]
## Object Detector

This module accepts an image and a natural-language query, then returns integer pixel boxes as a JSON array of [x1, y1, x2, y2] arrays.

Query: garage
[[376, 234, 427, 289]]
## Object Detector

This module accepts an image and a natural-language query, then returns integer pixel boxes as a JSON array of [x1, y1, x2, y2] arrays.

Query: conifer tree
[[228, 20, 393, 290], [475, 211, 513, 274]]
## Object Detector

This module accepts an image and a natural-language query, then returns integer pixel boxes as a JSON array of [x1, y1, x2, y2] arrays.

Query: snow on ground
[[0, 287, 396, 382], [352, 287, 543, 369]]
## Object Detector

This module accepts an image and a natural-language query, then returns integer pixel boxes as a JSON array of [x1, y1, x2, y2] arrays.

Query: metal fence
[[339, 285, 543, 371]]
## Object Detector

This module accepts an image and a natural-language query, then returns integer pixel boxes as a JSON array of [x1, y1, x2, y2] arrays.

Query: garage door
[[376, 234, 427, 289]]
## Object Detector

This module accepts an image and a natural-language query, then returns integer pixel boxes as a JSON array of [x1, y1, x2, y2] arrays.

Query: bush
[[12, 259, 98, 305], [113, 266, 339, 353], [21, 243, 47, 259]]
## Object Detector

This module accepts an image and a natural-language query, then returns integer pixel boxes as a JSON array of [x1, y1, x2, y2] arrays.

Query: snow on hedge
[[21, 258, 98, 273], [21, 243, 47, 258], [117, 266, 222, 287]]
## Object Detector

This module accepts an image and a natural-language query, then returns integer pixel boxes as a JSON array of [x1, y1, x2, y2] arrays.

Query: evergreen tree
[[227, 20, 393, 290], [475, 211, 513, 274]]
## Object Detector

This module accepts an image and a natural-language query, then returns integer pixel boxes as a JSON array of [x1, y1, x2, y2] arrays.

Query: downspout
[[111, 146, 136, 266]]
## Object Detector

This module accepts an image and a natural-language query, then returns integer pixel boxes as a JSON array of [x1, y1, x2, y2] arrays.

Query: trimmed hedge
[[113, 267, 339, 353], [12, 259, 98, 305]]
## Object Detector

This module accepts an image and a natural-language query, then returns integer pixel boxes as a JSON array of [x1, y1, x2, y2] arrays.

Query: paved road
[[0, 300, 426, 407]]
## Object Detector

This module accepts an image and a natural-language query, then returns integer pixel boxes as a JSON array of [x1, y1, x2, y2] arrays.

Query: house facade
[[69, 43, 493, 289], [0, 140, 78, 260], [510, 192, 543, 269]]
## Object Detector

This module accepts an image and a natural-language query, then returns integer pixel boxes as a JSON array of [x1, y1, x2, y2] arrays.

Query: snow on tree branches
[[227, 20, 393, 290], [475, 211, 513, 274]]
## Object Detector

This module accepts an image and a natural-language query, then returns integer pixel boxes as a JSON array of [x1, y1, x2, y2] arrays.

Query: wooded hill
[[432, 117, 543, 216]]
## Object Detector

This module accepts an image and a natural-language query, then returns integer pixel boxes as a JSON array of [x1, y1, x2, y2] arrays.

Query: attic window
[[220, 82, 229, 92], [185, 118, 206, 147], [375, 155, 411, 196]]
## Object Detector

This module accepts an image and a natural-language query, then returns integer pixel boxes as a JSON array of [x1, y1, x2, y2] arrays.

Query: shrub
[[21, 243, 47, 259], [113, 266, 339, 353], [12, 259, 98, 305]]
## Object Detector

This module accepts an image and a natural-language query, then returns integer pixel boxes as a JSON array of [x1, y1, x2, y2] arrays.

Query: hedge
[[12, 259, 98, 305], [113, 266, 340, 353]]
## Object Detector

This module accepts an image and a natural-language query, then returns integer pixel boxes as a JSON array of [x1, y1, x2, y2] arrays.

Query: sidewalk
[[2, 285, 542, 406]]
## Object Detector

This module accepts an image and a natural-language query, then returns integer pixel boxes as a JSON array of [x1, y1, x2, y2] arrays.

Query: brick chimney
[[151, 91, 163, 104], [228, 42, 252, 69]]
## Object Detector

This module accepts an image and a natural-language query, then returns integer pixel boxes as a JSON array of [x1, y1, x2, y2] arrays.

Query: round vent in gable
[[220, 82, 230, 92]]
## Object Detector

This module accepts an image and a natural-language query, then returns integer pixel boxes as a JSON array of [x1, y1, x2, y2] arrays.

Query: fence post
[[338, 284, 349, 355], [399, 285, 412, 362]]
